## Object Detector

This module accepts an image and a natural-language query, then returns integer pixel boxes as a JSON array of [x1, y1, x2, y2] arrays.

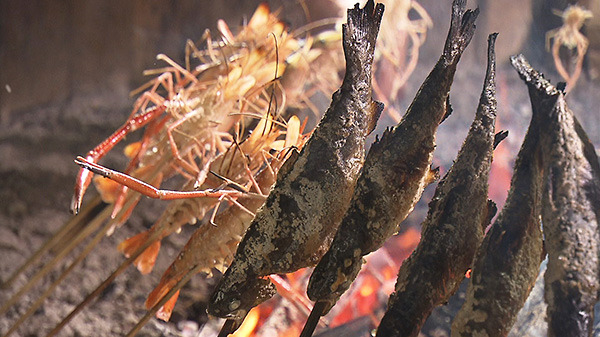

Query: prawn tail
[[156, 290, 181, 322], [118, 231, 161, 274], [146, 277, 178, 310]]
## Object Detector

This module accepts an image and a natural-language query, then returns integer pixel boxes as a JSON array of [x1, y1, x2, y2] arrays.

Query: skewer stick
[[299, 301, 328, 337], [0, 203, 112, 317], [217, 319, 237, 337], [125, 264, 202, 337], [46, 212, 166, 337], [0, 196, 104, 290], [4, 203, 117, 337]]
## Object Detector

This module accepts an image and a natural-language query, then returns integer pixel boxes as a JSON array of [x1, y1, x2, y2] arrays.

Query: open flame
[[231, 308, 260, 337]]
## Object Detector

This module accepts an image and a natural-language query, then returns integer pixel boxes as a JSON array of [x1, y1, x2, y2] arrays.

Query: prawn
[[546, 4, 593, 90], [2, 4, 349, 336], [144, 116, 306, 322]]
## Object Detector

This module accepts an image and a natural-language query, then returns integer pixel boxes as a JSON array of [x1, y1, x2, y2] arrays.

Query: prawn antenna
[[264, 32, 280, 136]]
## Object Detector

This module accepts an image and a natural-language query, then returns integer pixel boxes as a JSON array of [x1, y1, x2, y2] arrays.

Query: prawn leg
[[71, 102, 167, 213], [74, 156, 257, 201]]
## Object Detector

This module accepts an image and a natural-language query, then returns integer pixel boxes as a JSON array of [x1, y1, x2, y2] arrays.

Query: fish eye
[[228, 299, 241, 311]]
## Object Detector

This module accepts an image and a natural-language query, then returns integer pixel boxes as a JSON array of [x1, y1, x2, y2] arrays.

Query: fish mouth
[[209, 302, 246, 320], [229, 309, 247, 320]]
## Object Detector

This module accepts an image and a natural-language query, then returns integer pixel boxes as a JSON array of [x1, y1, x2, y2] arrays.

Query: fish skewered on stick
[[518, 54, 600, 337], [451, 54, 547, 337], [376, 33, 501, 337], [302, 1, 478, 334], [208, 0, 385, 332]]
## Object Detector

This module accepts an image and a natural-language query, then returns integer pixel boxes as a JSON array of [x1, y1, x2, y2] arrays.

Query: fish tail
[[342, 0, 385, 77], [475, 33, 499, 124], [442, 0, 479, 66]]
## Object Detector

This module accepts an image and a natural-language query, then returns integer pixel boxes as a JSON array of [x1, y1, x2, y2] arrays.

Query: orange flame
[[231, 307, 260, 337]]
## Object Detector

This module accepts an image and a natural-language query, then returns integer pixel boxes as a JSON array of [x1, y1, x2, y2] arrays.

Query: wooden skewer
[[46, 215, 165, 337], [0, 196, 104, 290], [217, 319, 238, 337], [299, 301, 328, 337], [125, 264, 202, 337], [0, 201, 111, 317], [4, 203, 115, 337]]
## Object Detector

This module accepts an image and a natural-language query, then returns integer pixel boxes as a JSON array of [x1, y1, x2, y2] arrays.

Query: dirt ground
[[1, 1, 599, 336]]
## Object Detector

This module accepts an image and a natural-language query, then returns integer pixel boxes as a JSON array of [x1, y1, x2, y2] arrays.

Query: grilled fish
[[451, 54, 546, 337], [306, 0, 478, 315], [521, 55, 600, 337], [376, 33, 500, 337], [208, 0, 385, 324]]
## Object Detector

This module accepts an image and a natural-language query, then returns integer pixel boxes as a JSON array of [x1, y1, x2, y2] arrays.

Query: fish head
[[209, 277, 276, 320]]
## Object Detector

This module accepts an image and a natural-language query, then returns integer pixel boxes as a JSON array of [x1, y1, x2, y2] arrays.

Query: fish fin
[[367, 100, 385, 134], [482, 199, 497, 229], [277, 147, 300, 179], [493, 130, 509, 149], [440, 95, 453, 124], [425, 166, 441, 185]]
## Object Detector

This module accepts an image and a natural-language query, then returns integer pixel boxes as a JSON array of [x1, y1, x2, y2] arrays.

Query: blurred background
[[1, 0, 599, 336]]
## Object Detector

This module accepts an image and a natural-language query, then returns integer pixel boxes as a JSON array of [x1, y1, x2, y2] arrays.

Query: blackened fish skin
[[451, 54, 547, 337], [307, 0, 478, 313], [517, 54, 600, 337], [208, 0, 385, 323], [376, 33, 499, 337]]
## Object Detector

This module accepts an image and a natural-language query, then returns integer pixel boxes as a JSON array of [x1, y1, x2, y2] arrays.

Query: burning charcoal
[[302, 0, 479, 335], [513, 54, 600, 337], [376, 33, 500, 337], [207, 0, 385, 332], [450, 55, 547, 337]]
